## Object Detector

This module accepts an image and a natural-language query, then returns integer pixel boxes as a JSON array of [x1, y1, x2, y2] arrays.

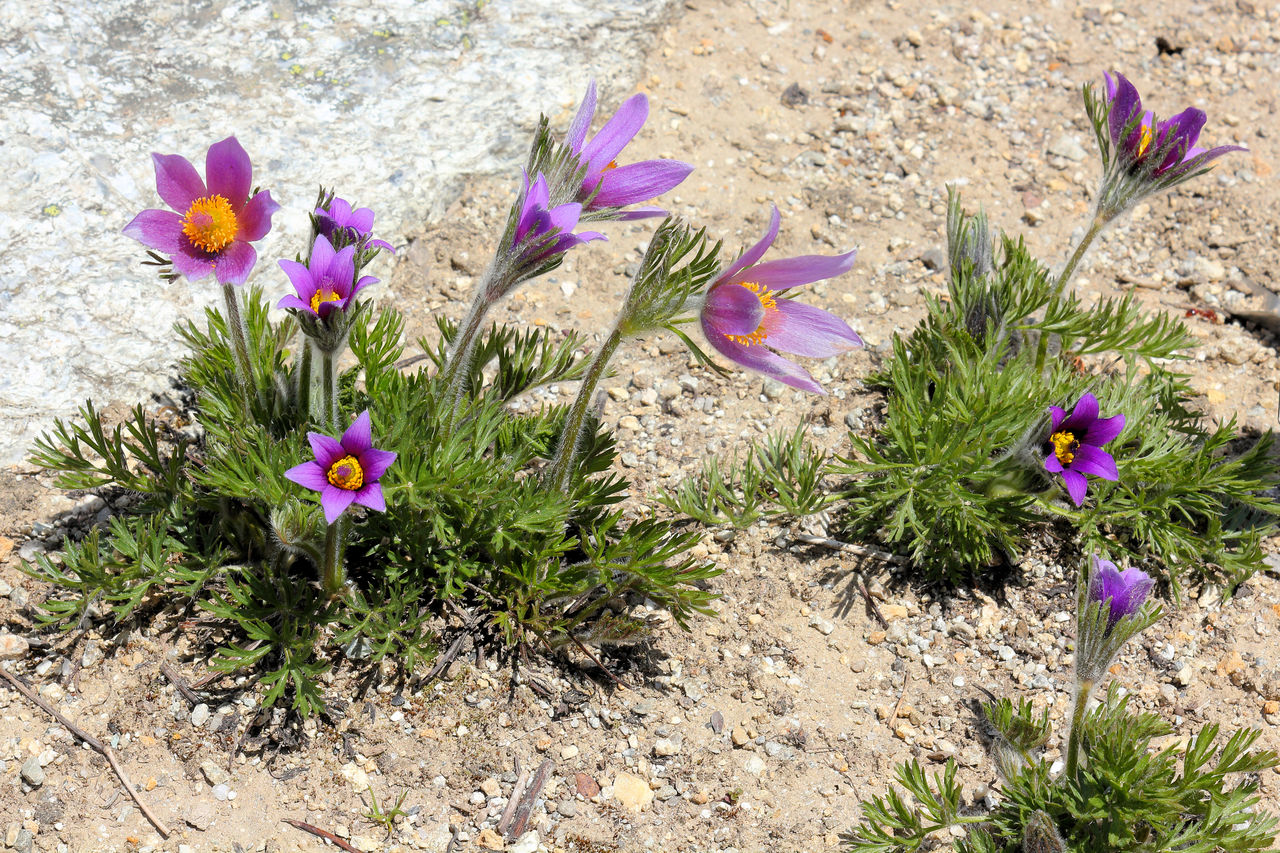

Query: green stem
[[320, 517, 349, 597], [1036, 216, 1107, 373], [221, 283, 256, 411], [297, 338, 314, 423], [320, 349, 338, 433], [440, 262, 508, 424], [1065, 677, 1094, 779], [546, 326, 624, 494]]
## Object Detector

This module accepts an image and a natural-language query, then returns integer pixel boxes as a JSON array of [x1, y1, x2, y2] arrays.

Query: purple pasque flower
[[277, 235, 377, 318], [1103, 72, 1246, 178], [565, 81, 693, 219], [1088, 555, 1154, 630], [513, 171, 606, 263], [123, 136, 280, 286], [1043, 392, 1125, 507], [285, 410, 397, 524], [316, 196, 395, 254], [699, 206, 861, 394]]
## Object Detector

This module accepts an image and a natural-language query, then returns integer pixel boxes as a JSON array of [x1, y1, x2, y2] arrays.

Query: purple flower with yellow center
[[277, 235, 377, 318], [565, 81, 693, 219], [1103, 71, 1246, 179], [1088, 555, 1154, 631], [699, 206, 861, 394], [285, 410, 397, 524], [1043, 392, 1124, 507], [513, 171, 605, 262], [123, 136, 280, 285], [316, 196, 395, 254]]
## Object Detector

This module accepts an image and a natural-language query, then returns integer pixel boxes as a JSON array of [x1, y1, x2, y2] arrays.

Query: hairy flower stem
[[1065, 677, 1094, 778], [546, 326, 624, 494], [440, 263, 504, 422], [1036, 215, 1108, 373], [319, 349, 338, 433], [320, 517, 349, 596], [221, 283, 257, 412], [297, 339, 314, 422]]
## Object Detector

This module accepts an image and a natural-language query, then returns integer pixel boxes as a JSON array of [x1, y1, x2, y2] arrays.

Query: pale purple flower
[[513, 171, 605, 263], [1103, 72, 1246, 178], [285, 410, 397, 524], [277, 235, 377, 318], [565, 81, 693, 219], [1043, 393, 1125, 507], [1088, 555, 1154, 630], [316, 196, 395, 254], [699, 206, 861, 394], [123, 136, 280, 286]]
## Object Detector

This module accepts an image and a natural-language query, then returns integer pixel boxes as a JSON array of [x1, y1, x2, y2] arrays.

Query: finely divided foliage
[[22, 69, 1280, 851]]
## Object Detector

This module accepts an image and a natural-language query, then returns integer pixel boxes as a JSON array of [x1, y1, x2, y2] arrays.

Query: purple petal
[[205, 137, 252, 211], [719, 206, 781, 284], [1070, 445, 1119, 481], [352, 482, 387, 513], [277, 295, 315, 314], [566, 80, 597, 152], [1061, 393, 1100, 433], [1105, 72, 1142, 147], [612, 206, 668, 221], [151, 152, 206, 214], [349, 274, 379, 300], [325, 197, 354, 224], [1061, 469, 1088, 507], [358, 447, 398, 482], [213, 240, 256, 286], [1044, 453, 1065, 474], [346, 206, 375, 233], [340, 410, 374, 455], [285, 460, 329, 492], [307, 432, 344, 468], [1154, 108, 1206, 173], [1047, 405, 1067, 433], [320, 486, 357, 524], [1114, 568, 1154, 616], [762, 299, 863, 357], [310, 234, 337, 272], [703, 283, 766, 337], [1188, 143, 1249, 167], [279, 258, 319, 300], [327, 244, 359, 292], [367, 237, 396, 253], [703, 317, 825, 393], [581, 93, 647, 176], [1086, 413, 1125, 447], [123, 209, 188, 253], [591, 159, 694, 208], [543, 200, 584, 235], [728, 248, 859, 292], [170, 246, 216, 281], [237, 191, 280, 242]]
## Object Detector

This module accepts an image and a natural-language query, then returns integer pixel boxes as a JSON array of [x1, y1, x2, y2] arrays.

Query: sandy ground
[[3, 0, 1280, 851]]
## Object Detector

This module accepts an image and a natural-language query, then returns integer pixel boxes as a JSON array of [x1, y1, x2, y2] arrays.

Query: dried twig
[[0, 666, 171, 838], [161, 661, 203, 708], [856, 571, 889, 628], [505, 758, 553, 839], [570, 634, 623, 688], [789, 530, 903, 565], [284, 818, 361, 852], [496, 765, 531, 835], [890, 667, 911, 728]]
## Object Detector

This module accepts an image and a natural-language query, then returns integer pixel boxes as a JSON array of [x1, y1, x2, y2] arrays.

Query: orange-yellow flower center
[[181, 195, 238, 253], [604, 160, 619, 171], [1050, 430, 1079, 465], [310, 285, 343, 313], [326, 454, 364, 491], [1137, 123, 1154, 156], [725, 282, 778, 347]]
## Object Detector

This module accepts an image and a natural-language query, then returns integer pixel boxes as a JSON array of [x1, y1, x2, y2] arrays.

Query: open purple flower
[[123, 136, 280, 286], [513, 171, 605, 263], [699, 207, 861, 394], [316, 196, 395, 254], [1103, 72, 1246, 179], [277, 235, 377, 318], [565, 81, 693, 219], [285, 410, 397, 524], [1043, 392, 1124, 507], [1088, 555, 1154, 630]]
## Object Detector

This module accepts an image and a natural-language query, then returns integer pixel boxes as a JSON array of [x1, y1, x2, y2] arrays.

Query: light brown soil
[[3, 0, 1280, 851]]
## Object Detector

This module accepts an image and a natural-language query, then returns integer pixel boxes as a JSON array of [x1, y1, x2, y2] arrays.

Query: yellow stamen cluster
[[326, 454, 364, 491], [1050, 430, 1079, 465], [724, 282, 778, 347], [182, 195, 238, 253], [310, 286, 343, 313], [1137, 124, 1154, 157]]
